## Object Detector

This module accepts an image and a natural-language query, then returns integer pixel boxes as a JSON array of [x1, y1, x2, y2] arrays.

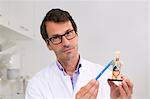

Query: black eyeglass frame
[[47, 29, 77, 45]]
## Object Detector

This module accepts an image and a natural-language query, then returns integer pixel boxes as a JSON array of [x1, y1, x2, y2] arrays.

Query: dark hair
[[40, 8, 77, 41]]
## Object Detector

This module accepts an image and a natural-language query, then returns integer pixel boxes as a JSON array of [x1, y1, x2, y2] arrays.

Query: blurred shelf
[[0, 25, 33, 42]]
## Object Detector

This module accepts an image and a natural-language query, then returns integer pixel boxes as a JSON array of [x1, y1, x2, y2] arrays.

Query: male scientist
[[25, 8, 133, 99]]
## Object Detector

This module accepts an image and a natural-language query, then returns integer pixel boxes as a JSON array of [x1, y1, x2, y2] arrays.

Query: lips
[[63, 48, 73, 53]]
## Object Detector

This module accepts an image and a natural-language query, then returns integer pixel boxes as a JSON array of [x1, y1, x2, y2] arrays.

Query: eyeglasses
[[47, 29, 77, 45]]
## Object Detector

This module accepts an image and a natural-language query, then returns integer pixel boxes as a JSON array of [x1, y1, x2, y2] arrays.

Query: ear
[[47, 43, 52, 51]]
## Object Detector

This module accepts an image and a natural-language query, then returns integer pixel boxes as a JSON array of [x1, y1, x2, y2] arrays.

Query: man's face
[[46, 21, 79, 61]]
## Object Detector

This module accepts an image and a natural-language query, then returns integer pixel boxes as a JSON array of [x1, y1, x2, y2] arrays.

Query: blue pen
[[96, 60, 113, 80]]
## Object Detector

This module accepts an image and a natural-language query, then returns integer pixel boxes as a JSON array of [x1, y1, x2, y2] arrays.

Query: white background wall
[[14, 0, 149, 98], [148, 1, 150, 98]]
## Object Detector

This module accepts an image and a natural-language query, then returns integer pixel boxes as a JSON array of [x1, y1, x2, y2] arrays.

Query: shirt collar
[[56, 56, 82, 76]]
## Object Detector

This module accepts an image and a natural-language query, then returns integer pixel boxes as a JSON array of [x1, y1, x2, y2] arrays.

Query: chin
[[65, 53, 76, 61]]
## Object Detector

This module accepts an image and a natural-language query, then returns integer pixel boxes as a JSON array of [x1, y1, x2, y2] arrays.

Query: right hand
[[76, 79, 99, 99]]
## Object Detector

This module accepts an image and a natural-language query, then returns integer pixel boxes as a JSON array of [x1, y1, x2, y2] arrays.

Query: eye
[[65, 30, 73, 36], [66, 31, 71, 36], [51, 36, 61, 41]]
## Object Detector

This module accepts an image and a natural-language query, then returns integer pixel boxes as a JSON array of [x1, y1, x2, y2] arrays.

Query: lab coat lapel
[[60, 74, 73, 95], [74, 60, 94, 95], [53, 64, 73, 96]]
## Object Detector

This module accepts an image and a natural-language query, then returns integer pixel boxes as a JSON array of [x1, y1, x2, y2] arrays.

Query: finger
[[85, 81, 99, 99], [78, 79, 96, 96], [122, 76, 133, 94], [108, 79, 120, 97], [107, 79, 117, 89], [90, 81, 99, 99], [118, 85, 126, 97], [122, 80, 130, 96]]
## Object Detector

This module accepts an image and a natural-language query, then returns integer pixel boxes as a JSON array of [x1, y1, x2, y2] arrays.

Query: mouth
[[63, 48, 73, 53]]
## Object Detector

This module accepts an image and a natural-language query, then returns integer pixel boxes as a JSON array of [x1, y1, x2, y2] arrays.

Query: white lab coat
[[25, 58, 111, 99]]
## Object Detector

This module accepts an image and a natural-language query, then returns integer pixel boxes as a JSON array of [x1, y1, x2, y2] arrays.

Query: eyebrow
[[51, 34, 60, 37], [50, 29, 73, 37]]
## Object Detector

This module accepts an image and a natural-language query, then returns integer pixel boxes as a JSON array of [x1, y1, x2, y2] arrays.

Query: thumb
[[107, 79, 117, 88]]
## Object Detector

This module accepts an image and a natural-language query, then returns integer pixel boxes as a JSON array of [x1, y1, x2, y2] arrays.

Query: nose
[[61, 36, 70, 46]]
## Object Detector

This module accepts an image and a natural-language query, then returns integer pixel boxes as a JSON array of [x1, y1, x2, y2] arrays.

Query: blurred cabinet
[[0, 0, 35, 40]]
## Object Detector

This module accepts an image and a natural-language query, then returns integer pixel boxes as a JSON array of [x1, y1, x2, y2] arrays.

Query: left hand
[[108, 76, 133, 99]]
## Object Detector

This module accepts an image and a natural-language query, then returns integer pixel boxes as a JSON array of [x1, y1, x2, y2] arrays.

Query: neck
[[58, 54, 80, 76]]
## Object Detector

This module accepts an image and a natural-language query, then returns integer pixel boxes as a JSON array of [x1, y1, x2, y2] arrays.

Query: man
[[25, 8, 133, 99]]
